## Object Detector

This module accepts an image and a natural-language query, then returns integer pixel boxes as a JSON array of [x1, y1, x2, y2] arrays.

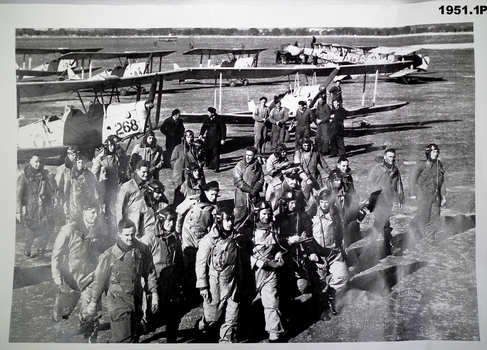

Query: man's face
[[107, 142, 115, 153], [207, 111, 215, 118], [259, 99, 267, 107], [299, 104, 306, 111], [205, 189, 219, 203], [146, 136, 155, 145], [221, 214, 234, 232], [67, 152, 77, 162], [83, 207, 98, 228], [245, 150, 256, 163], [192, 169, 201, 179], [162, 218, 175, 232], [75, 158, 86, 170], [119, 227, 136, 247], [259, 208, 272, 224], [280, 150, 287, 159], [319, 199, 331, 213], [153, 189, 163, 201], [331, 177, 342, 189], [173, 113, 180, 120], [287, 200, 297, 212], [136, 166, 149, 181], [285, 177, 299, 189], [185, 133, 194, 144], [333, 100, 340, 109], [275, 101, 282, 109], [384, 151, 396, 165], [337, 160, 348, 173], [29, 156, 41, 170], [430, 149, 439, 161], [302, 142, 311, 152]]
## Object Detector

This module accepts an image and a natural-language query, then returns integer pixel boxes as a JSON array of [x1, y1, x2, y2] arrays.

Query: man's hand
[[151, 294, 159, 314], [287, 235, 301, 244], [16, 213, 21, 223], [53, 277, 62, 286], [221, 140, 226, 146], [441, 196, 446, 206], [200, 288, 212, 303], [309, 253, 319, 262], [266, 260, 280, 270]]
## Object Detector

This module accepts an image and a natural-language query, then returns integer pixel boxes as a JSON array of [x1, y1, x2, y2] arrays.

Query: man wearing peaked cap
[[199, 107, 226, 173], [160, 108, 185, 168]]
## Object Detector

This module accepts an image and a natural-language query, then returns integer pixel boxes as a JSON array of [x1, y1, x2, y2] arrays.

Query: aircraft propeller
[[143, 74, 162, 134]]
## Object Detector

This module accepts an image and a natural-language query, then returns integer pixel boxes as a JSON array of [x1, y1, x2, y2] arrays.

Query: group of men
[[16, 90, 446, 343], [253, 80, 347, 158]]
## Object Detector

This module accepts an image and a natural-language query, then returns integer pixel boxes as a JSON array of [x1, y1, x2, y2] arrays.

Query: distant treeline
[[17, 23, 473, 37]]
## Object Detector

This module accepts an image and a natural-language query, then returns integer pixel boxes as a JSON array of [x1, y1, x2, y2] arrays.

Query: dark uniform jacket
[[200, 114, 227, 148], [160, 116, 185, 149]]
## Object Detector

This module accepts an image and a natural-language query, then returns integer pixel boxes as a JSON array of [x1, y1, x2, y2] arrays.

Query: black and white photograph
[[1, 0, 486, 348]]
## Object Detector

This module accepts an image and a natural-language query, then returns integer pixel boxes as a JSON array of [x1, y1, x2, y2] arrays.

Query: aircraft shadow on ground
[[345, 119, 462, 138], [13, 264, 52, 289]]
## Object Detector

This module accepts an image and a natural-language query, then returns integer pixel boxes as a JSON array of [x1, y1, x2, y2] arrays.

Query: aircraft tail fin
[[248, 99, 256, 112], [173, 63, 181, 70]]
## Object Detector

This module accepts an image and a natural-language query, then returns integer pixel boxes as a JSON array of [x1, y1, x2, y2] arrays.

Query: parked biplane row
[[16, 43, 438, 163], [276, 43, 443, 83]]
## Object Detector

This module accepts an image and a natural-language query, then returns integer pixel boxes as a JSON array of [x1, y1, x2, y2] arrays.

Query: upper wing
[[16, 47, 103, 55], [182, 48, 267, 56], [58, 50, 176, 60], [17, 61, 413, 98]]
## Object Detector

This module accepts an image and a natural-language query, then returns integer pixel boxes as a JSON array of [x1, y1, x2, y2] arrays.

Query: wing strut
[[219, 72, 223, 113], [361, 73, 367, 107], [373, 70, 379, 106], [155, 75, 164, 127], [76, 90, 88, 114]]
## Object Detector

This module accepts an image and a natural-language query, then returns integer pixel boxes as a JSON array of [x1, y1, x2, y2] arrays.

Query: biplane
[[178, 67, 408, 126], [179, 47, 268, 86], [16, 47, 103, 79], [17, 60, 413, 162], [365, 46, 443, 83], [57, 50, 176, 82]]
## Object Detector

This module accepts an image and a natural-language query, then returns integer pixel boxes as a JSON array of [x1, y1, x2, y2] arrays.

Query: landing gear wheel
[[120, 89, 128, 96], [242, 79, 249, 86], [229, 80, 237, 87]]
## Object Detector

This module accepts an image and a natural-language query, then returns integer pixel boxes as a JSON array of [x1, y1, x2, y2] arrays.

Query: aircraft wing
[[346, 102, 409, 118], [16, 69, 61, 79], [183, 48, 267, 56], [393, 46, 423, 56], [368, 46, 422, 56], [58, 50, 176, 60], [389, 68, 419, 78], [180, 112, 253, 124], [180, 102, 409, 125], [18, 61, 413, 98], [17, 146, 70, 164], [16, 47, 103, 55]]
